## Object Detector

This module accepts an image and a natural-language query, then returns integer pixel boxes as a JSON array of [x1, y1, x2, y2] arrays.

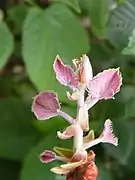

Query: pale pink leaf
[[57, 124, 83, 140], [32, 91, 60, 120], [83, 119, 118, 150], [99, 119, 118, 146], [40, 150, 56, 163], [60, 160, 83, 170], [53, 55, 79, 90], [51, 166, 69, 175], [51, 160, 85, 175], [87, 68, 122, 100]]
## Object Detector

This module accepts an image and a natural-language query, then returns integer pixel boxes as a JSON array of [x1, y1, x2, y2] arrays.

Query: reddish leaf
[[87, 68, 122, 100], [40, 150, 56, 163], [32, 91, 60, 120], [53, 55, 79, 90]]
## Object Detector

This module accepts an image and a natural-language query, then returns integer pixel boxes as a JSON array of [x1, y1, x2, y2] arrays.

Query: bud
[[40, 150, 56, 163], [73, 55, 93, 85]]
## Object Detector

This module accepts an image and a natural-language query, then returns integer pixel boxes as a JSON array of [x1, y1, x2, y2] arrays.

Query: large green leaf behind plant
[[108, 0, 135, 49], [22, 4, 89, 101], [0, 21, 14, 69], [0, 97, 41, 161], [51, 0, 81, 13]]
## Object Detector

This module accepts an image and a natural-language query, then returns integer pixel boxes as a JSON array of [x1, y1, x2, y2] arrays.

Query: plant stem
[[73, 85, 85, 151], [58, 110, 75, 124]]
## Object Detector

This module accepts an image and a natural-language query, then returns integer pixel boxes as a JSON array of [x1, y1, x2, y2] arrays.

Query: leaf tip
[[100, 119, 118, 146]]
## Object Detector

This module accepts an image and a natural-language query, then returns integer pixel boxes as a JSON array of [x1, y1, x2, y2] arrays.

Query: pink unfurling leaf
[[50, 160, 83, 175], [57, 124, 83, 140], [40, 150, 56, 163], [51, 166, 69, 175], [99, 119, 118, 146], [32, 91, 60, 120], [53, 55, 79, 90], [83, 119, 118, 150], [87, 68, 122, 100]]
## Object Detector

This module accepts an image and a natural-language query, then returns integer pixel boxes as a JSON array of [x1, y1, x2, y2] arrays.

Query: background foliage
[[0, 0, 135, 179]]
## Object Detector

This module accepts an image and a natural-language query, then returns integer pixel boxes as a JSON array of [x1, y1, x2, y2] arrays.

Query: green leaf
[[90, 41, 119, 69], [119, 86, 135, 119], [20, 133, 72, 180], [107, 0, 135, 49], [0, 158, 21, 180], [34, 117, 68, 134], [8, 4, 29, 34], [0, 9, 4, 21], [91, 99, 126, 123], [51, 0, 81, 13], [104, 120, 135, 170], [117, 86, 135, 119], [118, 86, 135, 102], [125, 99, 135, 118], [85, 0, 109, 37], [122, 28, 135, 55], [97, 162, 113, 180], [0, 97, 41, 160], [22, 4, 89, 101], [0, 22, 14, 69], [116, 0, 126, 4]]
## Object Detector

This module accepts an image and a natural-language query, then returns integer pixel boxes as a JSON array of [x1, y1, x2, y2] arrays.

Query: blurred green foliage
[[0, 0, 135, 180]]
